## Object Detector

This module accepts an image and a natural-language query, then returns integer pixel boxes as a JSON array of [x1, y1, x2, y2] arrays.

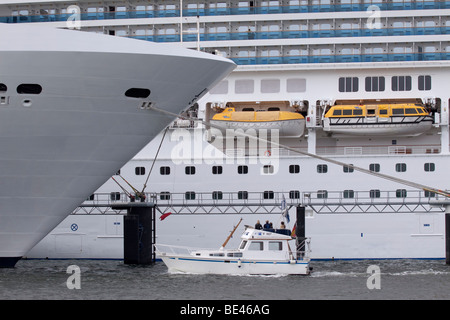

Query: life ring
[[264, 150, 271, 157]]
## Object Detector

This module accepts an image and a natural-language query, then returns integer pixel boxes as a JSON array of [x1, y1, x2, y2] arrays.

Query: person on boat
[[263, 220, 271, 229], [255, 220, 262, 229], [280, 221, 286, 229]]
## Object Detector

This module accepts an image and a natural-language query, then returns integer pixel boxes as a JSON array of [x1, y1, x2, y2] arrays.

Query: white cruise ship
[[0, 10, 235, 267], [9, 0, 450, 260]]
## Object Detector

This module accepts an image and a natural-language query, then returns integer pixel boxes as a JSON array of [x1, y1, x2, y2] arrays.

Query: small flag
[[159, 212, 173, 221], [291, 224, 296, 237], [281, 195, 290, 223]]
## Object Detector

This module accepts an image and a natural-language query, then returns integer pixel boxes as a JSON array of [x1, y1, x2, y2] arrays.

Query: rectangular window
[[369, 163, 380, 172], [289, 164, 300, 173], [424, 162, 435, 172], [110, 192, 121, 201], [160, 166, 170, 175], [396, 189, 407, 198], [317, 190, 328, 199], [339, 77, 358, 92], [261, 79, 280, 93], [343, 164, 354, 173], [235, 79, 254, 94], [391, 76, 411, 91], [263, 191, 274, 199], [185, 166, 196, 175], [185, 191, 196, 200], [365, 76, 385, 92], [424, 190, 436, 197], [395, 163, 407, 172], [159, 192, 171, 200], [343, 190, 354, 198], [248, 241, 264, 251], [418, 75, 431, 91], [289, 190, 300, 199], [238, 191, 248, 200], [135, 167, 145, 175], [369, 189, 380, 198], [212, 166, 223, 174], [317, 164, 328, 173], [238, 165, 248, 174], [268, 241, 282, 251], [263, 165, 274, 174], [212, 191, 223, 200]]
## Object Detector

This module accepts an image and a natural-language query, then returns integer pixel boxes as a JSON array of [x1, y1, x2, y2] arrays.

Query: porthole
[[0, 83, 7, 92], [125, 88, 151, 98], [17, 84, 42, 94]]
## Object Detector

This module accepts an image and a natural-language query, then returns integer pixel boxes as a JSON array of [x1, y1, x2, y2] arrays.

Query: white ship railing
[[226, 144, 442, 158], [154, 244, 205, 257]]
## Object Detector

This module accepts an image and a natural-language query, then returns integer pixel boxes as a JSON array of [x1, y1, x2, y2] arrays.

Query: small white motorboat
[[155, 219, 311, 275]]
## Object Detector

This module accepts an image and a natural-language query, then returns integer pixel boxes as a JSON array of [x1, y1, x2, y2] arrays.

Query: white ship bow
[[0, 23, 235, 267]]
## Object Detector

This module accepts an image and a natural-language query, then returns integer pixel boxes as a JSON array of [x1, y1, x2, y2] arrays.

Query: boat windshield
[[239, 240, 247, 250]]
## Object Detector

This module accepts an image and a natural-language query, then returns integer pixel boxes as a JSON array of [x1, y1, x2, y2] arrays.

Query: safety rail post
[[296, 205, 306, 260]]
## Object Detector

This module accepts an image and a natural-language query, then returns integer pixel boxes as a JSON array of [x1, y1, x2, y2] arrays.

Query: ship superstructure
[[5, 0, 450, 260]]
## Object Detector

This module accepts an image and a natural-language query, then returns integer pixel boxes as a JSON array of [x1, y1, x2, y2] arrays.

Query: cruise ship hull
[[0, 24, 235, 267]]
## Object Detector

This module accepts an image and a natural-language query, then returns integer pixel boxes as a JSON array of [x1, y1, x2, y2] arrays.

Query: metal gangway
[[73, 190, 447, 216]]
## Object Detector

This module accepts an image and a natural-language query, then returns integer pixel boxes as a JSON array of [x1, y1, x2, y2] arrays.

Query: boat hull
[[160, 255, 310, 275], [0, 25, 235, 266], [323, 117, 433, 136], [210, 119, 305, 137]]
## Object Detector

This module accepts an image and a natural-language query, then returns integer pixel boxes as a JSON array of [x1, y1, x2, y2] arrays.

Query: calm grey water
[[0, 259, 449, 301]]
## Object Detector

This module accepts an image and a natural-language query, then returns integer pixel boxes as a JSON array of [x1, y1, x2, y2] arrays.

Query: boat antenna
[[220, 218, 243, 250], [149, 105, 450, 198]]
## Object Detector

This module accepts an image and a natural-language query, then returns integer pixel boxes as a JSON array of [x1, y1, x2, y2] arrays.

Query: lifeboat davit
[[322, 103, 434, 136], [210, 107, 305, 137]]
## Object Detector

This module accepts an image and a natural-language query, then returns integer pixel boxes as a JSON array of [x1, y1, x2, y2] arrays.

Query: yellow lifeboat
[[210, 107, 305, 137], [323, 103, 433, 136]]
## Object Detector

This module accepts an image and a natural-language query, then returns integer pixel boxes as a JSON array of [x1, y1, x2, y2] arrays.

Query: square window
[[160, 192, 171, 200], [160, 166, 170, 175], [263, 191, 274, 199], [185, 191, 196, 200], [289, 164, 300, 174], [343, 164, 354, 173], [185, 166, 196, 175], [135, 167, 145, 175], [212, 166, 223, 174], [369, 189, 380, 198], [212, 191, 223, 200], [289, 190, 300, 199], [238, 191, 248, 200], [395, 163, 407, 172], [238, 165, 248, 174]]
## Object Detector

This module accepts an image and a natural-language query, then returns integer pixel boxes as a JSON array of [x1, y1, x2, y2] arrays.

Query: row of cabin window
[[0, 84, 151, 98], [0, 83, 42, 94], [113, 188, 435, 202], [134, 162, 436, 176], [338, 75, 431, 92]]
